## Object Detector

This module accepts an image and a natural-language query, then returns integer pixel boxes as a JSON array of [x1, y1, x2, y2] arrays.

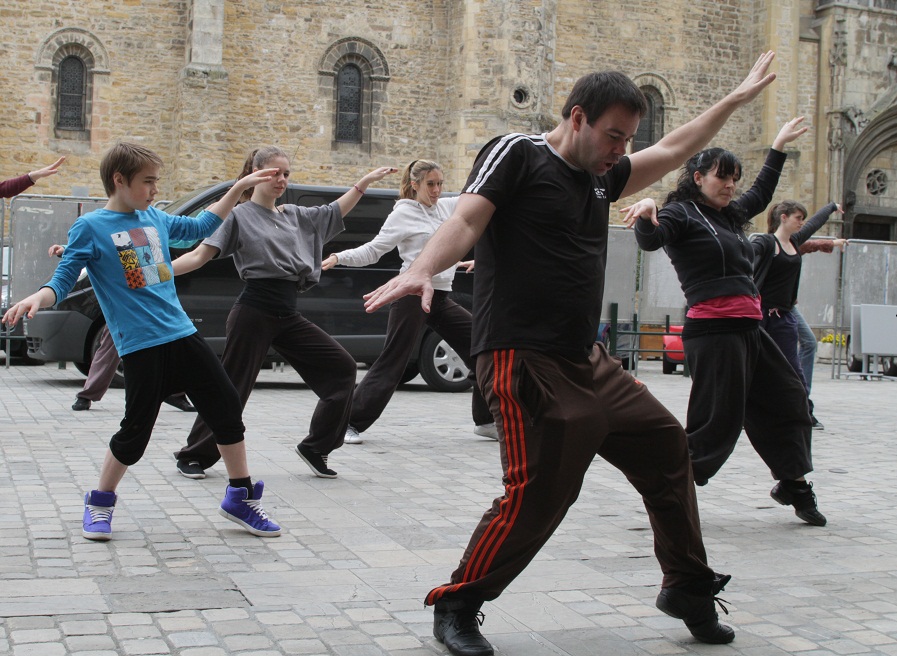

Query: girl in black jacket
[[626, 117, 827, 527]]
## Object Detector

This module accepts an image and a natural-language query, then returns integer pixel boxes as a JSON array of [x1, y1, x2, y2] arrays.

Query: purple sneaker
[[82, 490, 116, 541], [218, 481, 281, 537]]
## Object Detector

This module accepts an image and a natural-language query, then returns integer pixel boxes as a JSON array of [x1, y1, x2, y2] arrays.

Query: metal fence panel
[[638, 247, 686, 324], [9, 195, 107, 302], [602, 226, 638, 321], [839, 239, 897, 329], [792, 238, 842, 329], [1, 199, 7, 278]]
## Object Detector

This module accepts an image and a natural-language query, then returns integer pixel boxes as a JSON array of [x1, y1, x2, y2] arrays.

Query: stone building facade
[[2, 0, 896, 237]]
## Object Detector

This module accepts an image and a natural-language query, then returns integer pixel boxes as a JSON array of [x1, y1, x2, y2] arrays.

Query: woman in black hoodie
[[627, 117, 827, 527]]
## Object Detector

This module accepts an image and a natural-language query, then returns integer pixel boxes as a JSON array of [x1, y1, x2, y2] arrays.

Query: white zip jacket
[[334, 196, 460, 292]]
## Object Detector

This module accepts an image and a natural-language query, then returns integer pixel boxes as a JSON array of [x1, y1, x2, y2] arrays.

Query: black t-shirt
[[760, 239, 802, 311], [466, 133, 631, 358]]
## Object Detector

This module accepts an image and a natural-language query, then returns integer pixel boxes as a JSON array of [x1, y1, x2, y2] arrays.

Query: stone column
[[170, 0, 230, 196]]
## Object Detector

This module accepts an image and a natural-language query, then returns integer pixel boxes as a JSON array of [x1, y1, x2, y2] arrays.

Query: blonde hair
[[400, 159, 442, 200]]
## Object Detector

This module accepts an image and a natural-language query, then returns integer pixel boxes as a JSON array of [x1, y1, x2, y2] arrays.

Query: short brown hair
[[99, 142, 163, 196], [561, 71, 647, 124]]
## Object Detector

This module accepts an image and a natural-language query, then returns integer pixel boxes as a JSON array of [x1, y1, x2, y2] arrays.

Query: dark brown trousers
[[426, 343, 714, 605]]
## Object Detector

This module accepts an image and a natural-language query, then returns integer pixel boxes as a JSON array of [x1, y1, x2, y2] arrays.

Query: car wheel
[[77, 325, 125, 388], [418, 331, 473, 392], [662, 357, 677, 375]]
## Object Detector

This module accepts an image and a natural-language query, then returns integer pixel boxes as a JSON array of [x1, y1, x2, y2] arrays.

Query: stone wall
[[1, 0, 895, 234]]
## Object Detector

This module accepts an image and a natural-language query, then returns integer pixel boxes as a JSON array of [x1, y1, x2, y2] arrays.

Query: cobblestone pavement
[[0, 356, 895, 656]]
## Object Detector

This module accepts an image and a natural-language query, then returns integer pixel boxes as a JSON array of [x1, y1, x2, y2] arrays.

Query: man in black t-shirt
[[365, 52, 780, 656]]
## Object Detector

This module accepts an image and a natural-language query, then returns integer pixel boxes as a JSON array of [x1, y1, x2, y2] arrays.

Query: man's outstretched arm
[[623, 51, 778, 198], [364, 193, 495, 313]]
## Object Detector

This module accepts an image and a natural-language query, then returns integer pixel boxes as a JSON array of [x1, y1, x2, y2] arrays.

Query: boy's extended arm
[[623, 51, 778, 198], [2, 287, 58, 326]]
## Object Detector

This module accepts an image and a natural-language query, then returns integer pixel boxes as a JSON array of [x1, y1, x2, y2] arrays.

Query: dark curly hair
[[664, 148, 749, 227]]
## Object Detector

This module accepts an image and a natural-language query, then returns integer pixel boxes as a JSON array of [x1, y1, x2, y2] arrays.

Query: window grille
[[632, 87, 664, 152], [336, 64, 362, 143], [57, 56, 86, 130]]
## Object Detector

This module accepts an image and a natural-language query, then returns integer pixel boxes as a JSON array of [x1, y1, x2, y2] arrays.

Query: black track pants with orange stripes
[[425, 343, 715, 606]]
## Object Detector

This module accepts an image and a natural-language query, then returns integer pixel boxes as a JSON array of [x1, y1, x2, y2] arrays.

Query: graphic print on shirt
[[111, 227, 171, 290]]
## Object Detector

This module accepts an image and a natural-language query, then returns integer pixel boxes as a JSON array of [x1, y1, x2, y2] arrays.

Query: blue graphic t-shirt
[[44, 206, 223, 356]]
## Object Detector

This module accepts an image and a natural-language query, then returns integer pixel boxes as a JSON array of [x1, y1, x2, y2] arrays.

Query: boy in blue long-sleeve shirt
[[3, 142, 282, 541]]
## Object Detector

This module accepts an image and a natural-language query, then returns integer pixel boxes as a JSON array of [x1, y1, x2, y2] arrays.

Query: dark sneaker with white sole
[[656, 573, 735, 644], [433, 599, 494, 656], [177, 460, 206, 479], [770, 480, 827, 526], [295, 444, 337, 478]]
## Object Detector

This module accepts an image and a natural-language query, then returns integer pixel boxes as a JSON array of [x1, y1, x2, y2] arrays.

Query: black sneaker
[[433, 599, 494, 656], [810, 415, 825, 430], [72, 397, 91, 411], [656, 573, 735, 644], [176, 460, 206, 479], [770, 481, 827, 526], [295, 444, 337, 478]]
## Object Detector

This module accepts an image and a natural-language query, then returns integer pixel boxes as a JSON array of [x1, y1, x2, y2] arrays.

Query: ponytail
[[399, 159, 441, 200]]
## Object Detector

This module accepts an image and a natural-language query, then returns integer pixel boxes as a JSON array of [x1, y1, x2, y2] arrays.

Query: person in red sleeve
[[1, 157, 66, 197]]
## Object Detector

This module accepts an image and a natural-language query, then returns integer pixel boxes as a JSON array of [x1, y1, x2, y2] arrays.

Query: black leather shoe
[[770, 481, 827, 526], [656, 574, 735, 644], [164, 395, 196, 412], [433, 599, 494, 656], [72, 397, 91, 411]]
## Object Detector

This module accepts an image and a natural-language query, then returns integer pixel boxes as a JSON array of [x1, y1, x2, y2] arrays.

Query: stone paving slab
[[1, 358, 896, 655]]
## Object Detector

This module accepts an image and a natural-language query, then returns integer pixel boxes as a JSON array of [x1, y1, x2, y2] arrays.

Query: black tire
[[417, 331, 473, 392], [77, 325, 125, 388], [662, 357, 677, 375], [847, 356, 863, 373]]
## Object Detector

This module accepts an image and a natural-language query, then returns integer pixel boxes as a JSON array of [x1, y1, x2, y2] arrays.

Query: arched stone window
[[633, 86, 664, 152], [318, 38, 390, 151], [336, 64, 363, 143], [35, 28, 110, 144], [631, 73, 677, 154], [57, 56, 87, 130]]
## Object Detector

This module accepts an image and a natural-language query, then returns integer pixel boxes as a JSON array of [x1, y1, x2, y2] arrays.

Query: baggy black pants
[[683, 325, 813, 484], [425, 344, 715, 605], [174, 303, 357, 468], [114, 334, 244, 466], [350, 291, 492, 433]]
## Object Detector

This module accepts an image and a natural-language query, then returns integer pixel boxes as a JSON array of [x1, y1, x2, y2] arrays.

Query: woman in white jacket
[[323, 160, 495, 444]]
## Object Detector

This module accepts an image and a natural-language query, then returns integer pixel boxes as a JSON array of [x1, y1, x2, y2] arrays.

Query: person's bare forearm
[[410, 214, 482, 278], [624, 51, 777, 197], [363, 194, 494, 313]]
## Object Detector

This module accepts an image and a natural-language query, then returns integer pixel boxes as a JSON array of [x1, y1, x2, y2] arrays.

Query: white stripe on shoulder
[[466, 133, 546, 195]]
